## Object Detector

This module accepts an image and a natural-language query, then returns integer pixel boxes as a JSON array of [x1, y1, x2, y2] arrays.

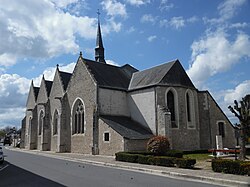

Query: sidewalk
[[8, 147, 250, 187]]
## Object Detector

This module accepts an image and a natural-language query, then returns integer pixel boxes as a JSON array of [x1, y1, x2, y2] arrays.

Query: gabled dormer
[[37, 75, 53, 104], [26, 80, 40, 110], [129, 59, 195, 90], [50, 64, 72, 99]]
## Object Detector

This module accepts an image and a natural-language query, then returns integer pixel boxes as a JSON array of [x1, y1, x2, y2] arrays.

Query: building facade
[[21, 21, 236, 155]]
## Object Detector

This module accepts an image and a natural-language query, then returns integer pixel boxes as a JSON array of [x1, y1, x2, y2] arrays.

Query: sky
[[0, 0, 249, 129]]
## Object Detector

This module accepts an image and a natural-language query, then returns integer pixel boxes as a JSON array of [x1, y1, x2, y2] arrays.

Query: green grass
[[183, 153, 211, 161]]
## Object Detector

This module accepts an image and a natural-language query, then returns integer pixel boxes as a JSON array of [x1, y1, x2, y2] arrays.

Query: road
[[0, 146, 223, 187]]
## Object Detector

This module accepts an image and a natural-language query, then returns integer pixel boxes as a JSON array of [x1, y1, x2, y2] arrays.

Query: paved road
[[0, 147, 223, 187]]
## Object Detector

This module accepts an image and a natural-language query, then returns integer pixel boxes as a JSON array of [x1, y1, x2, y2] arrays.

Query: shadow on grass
[[0, 161, 65, 187]]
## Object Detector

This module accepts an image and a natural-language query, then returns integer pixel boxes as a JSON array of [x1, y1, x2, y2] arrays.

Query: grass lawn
[[183, 153, 211, 161]]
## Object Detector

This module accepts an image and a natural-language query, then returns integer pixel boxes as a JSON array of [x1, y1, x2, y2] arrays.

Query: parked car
[[0, 147, 4, 164], [3, 136, 12, 146]]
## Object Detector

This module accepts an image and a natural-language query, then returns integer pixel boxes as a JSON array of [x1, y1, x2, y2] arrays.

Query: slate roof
[[59, 71, 72, 91], [45, 80, 53, 96], [100, 115, 153, 140], [83, 58, 137, 90], [129, 59, 195, 90], [33, 87, 40, 101]]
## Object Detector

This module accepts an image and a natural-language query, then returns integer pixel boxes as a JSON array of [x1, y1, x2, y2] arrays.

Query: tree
[[228, 94, 250, 160]]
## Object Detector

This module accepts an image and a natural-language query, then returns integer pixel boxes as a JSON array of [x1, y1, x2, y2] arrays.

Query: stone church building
[[21, 20, 236, 155]]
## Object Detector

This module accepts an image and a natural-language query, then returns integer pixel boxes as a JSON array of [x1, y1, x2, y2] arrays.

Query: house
[[21, 20, 236, 155]]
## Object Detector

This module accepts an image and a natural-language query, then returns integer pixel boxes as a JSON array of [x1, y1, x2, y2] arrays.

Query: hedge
[[137, 155, 153, 165], [175, 158, 196, 169], [115, 152, 139, 163], [165, 150, 183, 158], [125, 150, 183, 158], [212, 159, 250, 175], [115, 151, 195, 169], [148, 156, 175, 167]]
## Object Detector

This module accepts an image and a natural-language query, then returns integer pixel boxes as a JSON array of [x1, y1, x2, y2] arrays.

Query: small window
[[104, 132, 110, 142]]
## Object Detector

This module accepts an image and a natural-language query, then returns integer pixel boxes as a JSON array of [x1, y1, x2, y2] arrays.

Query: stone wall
[[128, 88, 156, 134], [98, 119, 124, 156], [49, 70, 65, 152], [156, 86, 200, 150], [124, 139, 148, 152], [198, 91, 236, 149], [99, 88, 129, 117], [66, 59, 97, 154]]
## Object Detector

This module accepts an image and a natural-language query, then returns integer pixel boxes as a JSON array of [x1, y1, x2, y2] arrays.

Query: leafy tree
[[228, 94, 250, 160]]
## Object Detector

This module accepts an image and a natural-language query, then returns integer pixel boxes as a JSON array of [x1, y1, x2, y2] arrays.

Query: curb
[[7, 147, 250, 187]]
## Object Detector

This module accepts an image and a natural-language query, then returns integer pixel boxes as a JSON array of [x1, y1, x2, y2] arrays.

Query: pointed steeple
[[95, 9, 106, 64]]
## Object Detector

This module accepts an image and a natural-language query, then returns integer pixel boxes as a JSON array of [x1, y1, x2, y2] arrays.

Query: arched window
[[53, 110, 59, 135], [72, 99, 85, 134], [166, 89, 178, 128], [186, 90, 195, 129], [186, 93, 191, 122], [38, 110, 44, 135]]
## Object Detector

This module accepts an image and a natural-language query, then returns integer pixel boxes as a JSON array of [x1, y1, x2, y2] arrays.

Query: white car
[[0, 147, 4, 164]]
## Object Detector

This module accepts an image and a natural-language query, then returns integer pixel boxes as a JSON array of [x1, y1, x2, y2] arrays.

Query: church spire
[[95, 9, 106, 64]]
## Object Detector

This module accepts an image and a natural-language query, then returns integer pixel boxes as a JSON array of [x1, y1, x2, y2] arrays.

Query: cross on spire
[[95, 9, 105, 64], [97, 9, 100, 22]]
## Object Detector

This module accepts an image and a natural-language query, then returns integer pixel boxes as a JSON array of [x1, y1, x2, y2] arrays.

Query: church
[[21, 19, 236, 155]]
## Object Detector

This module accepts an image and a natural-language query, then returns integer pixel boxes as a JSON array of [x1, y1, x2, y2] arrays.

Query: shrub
[[175, 158, 196, 169], [148, 156, 175, 167], [212, 159, 250, 175], [137, 155, 153, 165], [183, 150, 209, 154], [165, 150, 183, 158], [147, 136, 170, 155], [115, 152, 139, 163], [126, 151, 155, 156]]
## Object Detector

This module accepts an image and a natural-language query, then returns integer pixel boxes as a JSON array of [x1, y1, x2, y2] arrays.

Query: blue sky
[[0, 0, 249, 129]]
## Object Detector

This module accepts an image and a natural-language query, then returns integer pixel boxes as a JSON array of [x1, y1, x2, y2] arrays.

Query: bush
[[148, 156, 175, 167], [212, 159, 250, 175], [175, 158, 196, 169], [115, 152, 139, 163], [165, 150, 183, 158], [147, 136, 170, 155], [137, 155, 153, 165]]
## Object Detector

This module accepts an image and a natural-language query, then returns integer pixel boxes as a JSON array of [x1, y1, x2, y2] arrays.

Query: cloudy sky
[[0, 0, 249, 129]]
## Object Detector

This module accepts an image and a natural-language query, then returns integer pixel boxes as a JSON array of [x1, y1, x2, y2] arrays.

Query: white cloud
[[0, 0, 99, 67], [50, 0, 79, 8], [0, 73, 30, 128], [229, 22, 249, 29], [169, 17, 185, 29], [127, 26, 135, 33], [159, 0, 174, 11], [187, 30, 250, 88], [204, 0, 246, 25], [160, 16, 197, 30], [224, 80, 250, 104], [218, 0, 246, 21], [33, 62, 75, 86], [101, 0, 127, 18], [0, 53, 17, 67], [106, 59, 119, 66], [147, 35, 157, 42], [126, 0, 150, 6], [140, 14, 156, 23]]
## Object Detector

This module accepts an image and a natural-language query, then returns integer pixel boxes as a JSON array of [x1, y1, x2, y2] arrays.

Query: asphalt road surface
[[0, 147, 223, 187]]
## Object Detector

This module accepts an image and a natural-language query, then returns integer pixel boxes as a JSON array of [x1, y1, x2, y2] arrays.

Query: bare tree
[[228, 94, 250, 160]]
